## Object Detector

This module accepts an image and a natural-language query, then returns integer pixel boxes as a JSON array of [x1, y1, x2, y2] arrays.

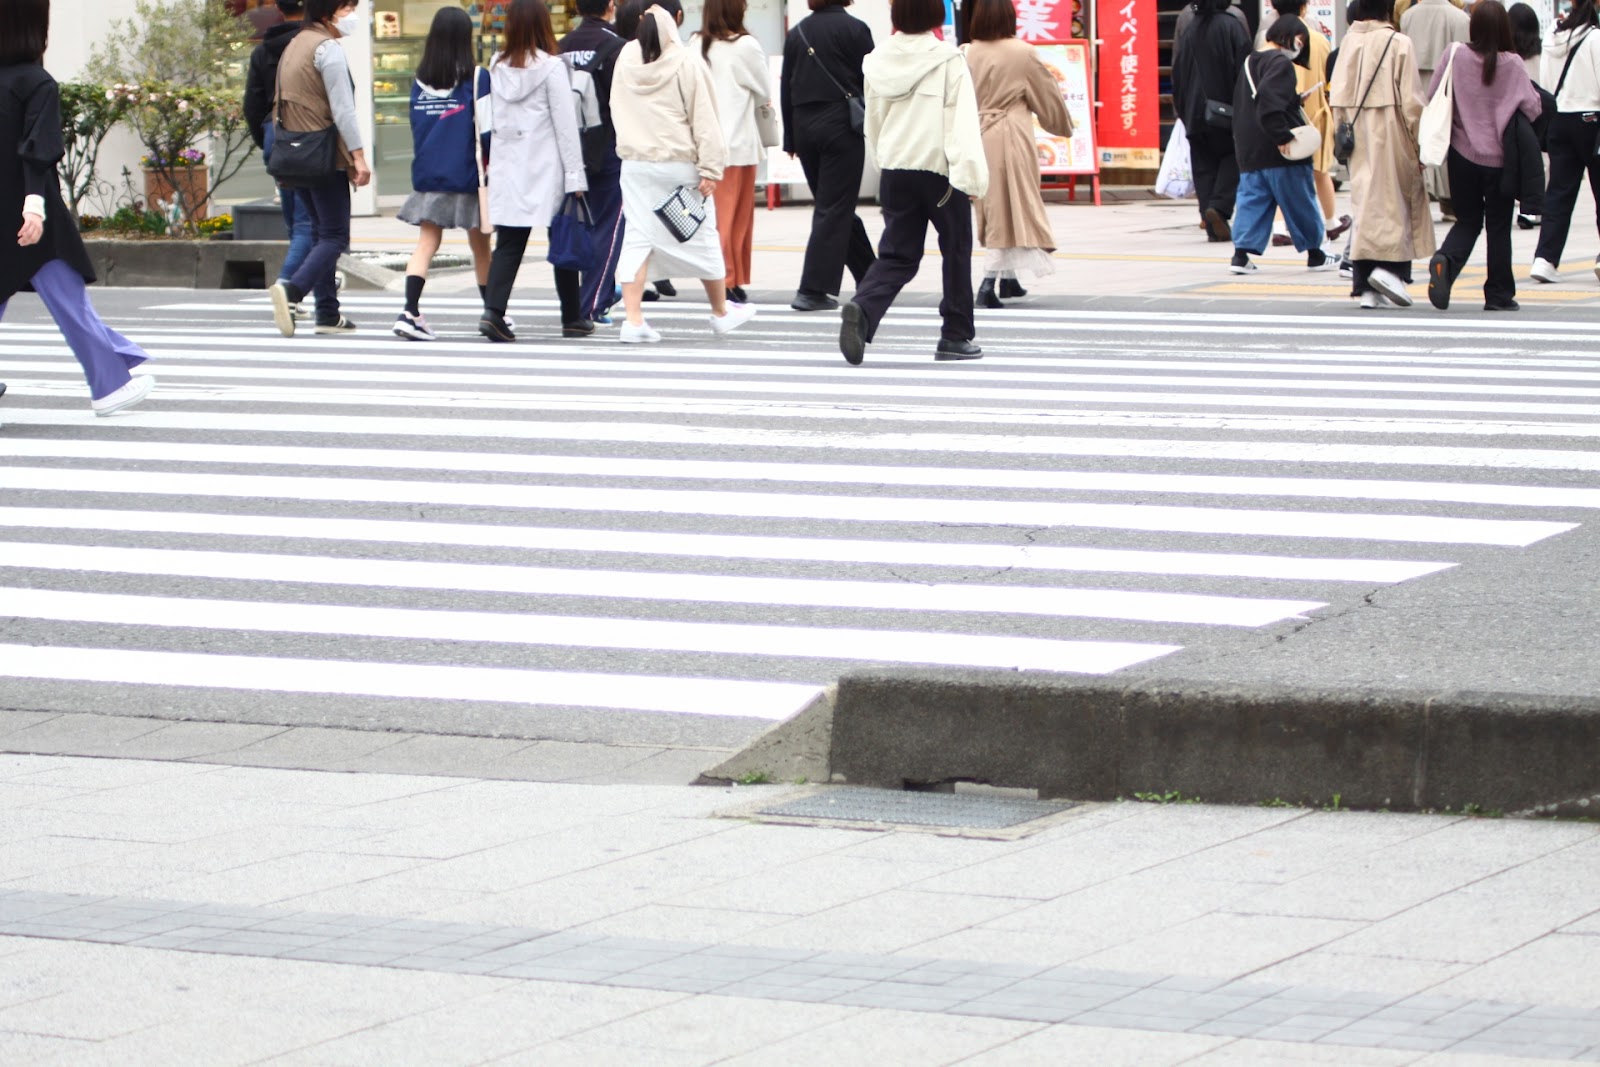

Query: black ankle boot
[[976, 278, 1004, 310], [998, 277, 1027, 299]]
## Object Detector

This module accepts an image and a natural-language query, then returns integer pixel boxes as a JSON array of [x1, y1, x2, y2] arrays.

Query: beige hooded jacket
[[612, 7, 729, 181]]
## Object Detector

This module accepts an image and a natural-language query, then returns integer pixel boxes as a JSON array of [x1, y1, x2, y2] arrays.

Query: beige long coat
[[964, 38, 1072, 251], [1329, 21, 1436, 263]]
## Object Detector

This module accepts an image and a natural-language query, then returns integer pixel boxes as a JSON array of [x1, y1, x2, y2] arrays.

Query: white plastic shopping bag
[[1155, 119, 1195, 200]]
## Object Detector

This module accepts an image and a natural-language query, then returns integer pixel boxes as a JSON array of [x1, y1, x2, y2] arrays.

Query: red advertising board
[[1095, 0, 1160, 168]]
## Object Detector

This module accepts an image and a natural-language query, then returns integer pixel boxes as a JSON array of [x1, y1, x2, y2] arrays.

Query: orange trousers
[[714, 164, 756, 288]]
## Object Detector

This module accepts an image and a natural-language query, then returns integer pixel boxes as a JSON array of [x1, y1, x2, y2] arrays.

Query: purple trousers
[[0, 259, 149, 400]]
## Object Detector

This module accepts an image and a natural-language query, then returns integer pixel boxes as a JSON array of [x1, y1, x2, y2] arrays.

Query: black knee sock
[[478, 283, 488, 305], [405, 275, 425, 316]]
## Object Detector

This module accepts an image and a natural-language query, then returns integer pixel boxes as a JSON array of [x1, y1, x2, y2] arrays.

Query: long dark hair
[[638, 10, 663, 62], [1558, 0, 1597, 33], [503, 0, 559, 67], [698, 0, 749, 59], [615, 0, 646, 37], [416, 6, 475, 90], [1469, 0, 1514, 84], [1509, 2, 1542, 58], [0, 0, 50, 64]]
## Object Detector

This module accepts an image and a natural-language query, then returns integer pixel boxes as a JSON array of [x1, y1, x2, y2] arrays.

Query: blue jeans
[[1232, 165, 1324, 256], [277, 185, 315, 283], [286, 174, 348, 324], [0, 259, 150, 400]]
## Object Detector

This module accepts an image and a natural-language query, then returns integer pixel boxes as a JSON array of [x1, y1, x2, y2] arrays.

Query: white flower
[[176, 100, 189, 111]]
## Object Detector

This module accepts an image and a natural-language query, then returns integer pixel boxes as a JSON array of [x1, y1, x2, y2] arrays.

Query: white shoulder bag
[[1418, 43, 1459, 168], [1245, 53, 1321, 161]]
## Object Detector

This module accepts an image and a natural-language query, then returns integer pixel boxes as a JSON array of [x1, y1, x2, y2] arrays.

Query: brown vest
[[274, 22, 354, 169]]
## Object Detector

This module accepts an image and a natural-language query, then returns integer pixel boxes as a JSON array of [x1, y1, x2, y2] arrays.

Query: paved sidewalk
[[4, 745, 1600, 1064], [350, 187, 1600, 308]]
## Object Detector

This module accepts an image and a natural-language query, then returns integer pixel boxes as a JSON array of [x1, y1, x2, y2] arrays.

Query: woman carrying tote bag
[[477, 0, 588, 342], [267, 0, 372, 338], [1423, 0, 1542, 310], [610, 4, 758, 342]]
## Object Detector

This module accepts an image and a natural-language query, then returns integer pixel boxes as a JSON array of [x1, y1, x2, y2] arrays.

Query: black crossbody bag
[[1333, 30, 1395, 166], [265, 47, 342, 188], [796, 23, 866, 135]]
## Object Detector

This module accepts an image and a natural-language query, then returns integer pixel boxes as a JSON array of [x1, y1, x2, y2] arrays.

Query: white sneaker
[[1531, 257, 1561, 283], [1367, 268, 1413, 307], [710, 302, 758, 336], [620, 321, 661, 344], [1359, 291, 1385, 310], [268, 282, 296, 337], [91, 375, 155, 416]]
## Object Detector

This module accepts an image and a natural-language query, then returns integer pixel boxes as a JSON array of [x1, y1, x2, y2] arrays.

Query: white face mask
[[1287, 42, 1303, 59], [336, 13, 363, 36]]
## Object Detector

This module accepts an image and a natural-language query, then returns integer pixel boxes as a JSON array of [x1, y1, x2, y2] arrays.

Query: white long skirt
[[618, 160, 726, 281]]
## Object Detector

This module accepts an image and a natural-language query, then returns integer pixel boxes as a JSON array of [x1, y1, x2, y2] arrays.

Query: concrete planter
[[84, 238, 288, 290]]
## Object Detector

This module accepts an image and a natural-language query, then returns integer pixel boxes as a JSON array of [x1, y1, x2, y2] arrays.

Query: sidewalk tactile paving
[[2, 888, 1599, 1061]]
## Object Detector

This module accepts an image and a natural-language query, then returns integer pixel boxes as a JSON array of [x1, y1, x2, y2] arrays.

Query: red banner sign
[[1095, 0, 1159, 168], [1012, 0, 1090, 42]]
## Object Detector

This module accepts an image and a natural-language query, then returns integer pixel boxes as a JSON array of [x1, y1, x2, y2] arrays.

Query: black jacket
[[1501, 110, 1545, 215], [243, 21, 303, 149], [560, 17, 626, 167], [1232, 49, 1306, 172], [1172, 12, 1251, 140], [781, 7, 874, 153], [0, 63, 95, 303]]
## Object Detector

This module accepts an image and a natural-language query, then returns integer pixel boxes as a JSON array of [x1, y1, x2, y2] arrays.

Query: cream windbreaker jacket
[[862, 32, 989, 198]]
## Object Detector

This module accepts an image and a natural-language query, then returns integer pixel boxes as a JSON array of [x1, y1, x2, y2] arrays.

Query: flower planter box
[[142, 166, 209, 221]]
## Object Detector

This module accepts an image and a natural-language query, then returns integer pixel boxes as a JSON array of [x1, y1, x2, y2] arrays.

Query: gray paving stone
[[832, 988, 968, 1012], [605, 974, 729, 994], [1067, 1011, 1198, 1033], [1186, 1020, 1265, 1038], [693, 944, 817, 962], [385, 955, 502, 975], [950, 1002, 1080, 1024], [1034, 965, 1163, 988], [277, 946, 408, 966]]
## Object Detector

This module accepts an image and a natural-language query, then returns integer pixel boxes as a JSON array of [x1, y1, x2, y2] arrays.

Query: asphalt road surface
[[1, 287, 1597, 754]]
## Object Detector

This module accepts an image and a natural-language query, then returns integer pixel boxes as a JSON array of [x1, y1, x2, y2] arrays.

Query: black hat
[[276, 0, 306, 13]]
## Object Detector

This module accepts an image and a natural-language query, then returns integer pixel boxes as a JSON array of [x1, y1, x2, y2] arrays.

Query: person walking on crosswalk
[[1330, 0, 1434, 308], [393, 6, 493, 341], [0, 0, 154, 416], [838, 0, 989, 364], [610, 4, 758, 343]]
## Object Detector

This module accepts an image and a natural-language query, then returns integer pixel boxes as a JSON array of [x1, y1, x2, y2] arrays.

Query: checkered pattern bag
[[652, 186, 707, 243]]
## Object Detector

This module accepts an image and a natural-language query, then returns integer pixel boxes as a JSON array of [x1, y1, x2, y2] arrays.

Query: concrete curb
[[824, 670, 1600, 816], [86, 239, 288, 289], [697, 687, 834, 786]]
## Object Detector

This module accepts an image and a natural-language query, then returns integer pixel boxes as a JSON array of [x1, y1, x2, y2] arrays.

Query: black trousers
[[1189, 126, 1239, 220], [486, 225, 580, 322], [853, 169, 974, 344], [1440, 148, 1515, 305], [1534, 111, 1600, 268], [793, 102, 876, 297]]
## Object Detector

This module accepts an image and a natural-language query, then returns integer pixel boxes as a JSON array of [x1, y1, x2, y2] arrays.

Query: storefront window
[[372, 1, 576, 198]]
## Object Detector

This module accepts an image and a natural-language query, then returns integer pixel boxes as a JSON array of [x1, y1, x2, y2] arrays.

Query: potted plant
[[142, 146, 209, 223]]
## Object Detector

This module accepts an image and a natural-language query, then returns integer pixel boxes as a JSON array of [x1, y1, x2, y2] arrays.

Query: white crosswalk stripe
[[0, 296, 1590, 734]]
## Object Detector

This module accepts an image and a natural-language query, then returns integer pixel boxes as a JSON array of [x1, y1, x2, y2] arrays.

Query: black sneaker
[[839, 302, 867, 366], [727, 286, 749, 304], [562, 319, 596, 338], [478, 312, 516, 343], [935, 339, 983, 361], [1484, 298, 1520, 311], [1307, 249, 1334, 272], [654, 280, 678, 297], [1427, 252, 1454, 310], [1229, 250, 1256, 274]]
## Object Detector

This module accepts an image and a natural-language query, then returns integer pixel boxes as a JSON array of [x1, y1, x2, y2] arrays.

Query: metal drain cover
[[750, 787, 1076, 834]]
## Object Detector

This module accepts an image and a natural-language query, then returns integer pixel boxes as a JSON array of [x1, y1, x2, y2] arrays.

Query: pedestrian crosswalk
[[0, 294, 1591, 742]]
